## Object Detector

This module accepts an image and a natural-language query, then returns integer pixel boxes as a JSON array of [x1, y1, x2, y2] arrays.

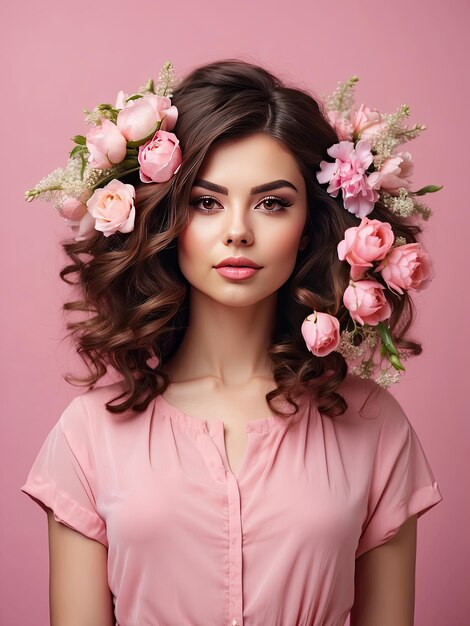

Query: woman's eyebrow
[[192, 179, 298, 195]]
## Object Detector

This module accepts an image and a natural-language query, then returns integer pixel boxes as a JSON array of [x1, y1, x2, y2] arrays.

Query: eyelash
[[189, 194, 293, 214]]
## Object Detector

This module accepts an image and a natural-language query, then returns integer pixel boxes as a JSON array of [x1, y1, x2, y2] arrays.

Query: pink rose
[[86, 179, 136, 237], [316, 139, 379, 218], [337, 217, 395, 280], [375, 243, 434, 295], [352, 104, 389, 140], [327, 110, 354, 141], [56, 196, 96, 241], [367, 151, 414, 193], [301, 311, 340, 357], [58, 196, 88, 221], [343, 279, 392, 326], [86, 119, 127, 170], [117, 94, 178, 142], [138, 130, 182, 183]]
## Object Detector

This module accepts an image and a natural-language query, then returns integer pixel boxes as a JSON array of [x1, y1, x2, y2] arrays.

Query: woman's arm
[[350, 514, 418, 626], [47, 509, 115, 626]]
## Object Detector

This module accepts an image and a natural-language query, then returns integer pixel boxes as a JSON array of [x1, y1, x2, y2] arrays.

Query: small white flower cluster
[[156, 60, 178, 98]]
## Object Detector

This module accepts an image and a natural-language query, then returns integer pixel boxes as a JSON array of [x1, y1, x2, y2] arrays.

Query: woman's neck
[[163, 287, 277, 386]]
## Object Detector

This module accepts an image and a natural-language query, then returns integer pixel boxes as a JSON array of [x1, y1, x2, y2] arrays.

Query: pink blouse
[[20, 374, 443, 626]]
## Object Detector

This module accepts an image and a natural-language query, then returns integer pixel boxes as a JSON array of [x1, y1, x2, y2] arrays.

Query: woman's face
[[177, 132, 308, 307]]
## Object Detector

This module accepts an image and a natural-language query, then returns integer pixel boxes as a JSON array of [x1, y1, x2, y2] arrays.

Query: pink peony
[[301, 311, 340, 357], [352, 104, 389, 140], [343, 279, 392, 326], [138, 130, 182, 183], [327, 110, 354, 141], [86, 119, 127, 170], [367, 151, 414, 193], [375, 243, 434, 295], [117, 94, 178, 142], [316, 139, 379, 218], [86, 179, 136, 237], [337, 217, 395, 280]]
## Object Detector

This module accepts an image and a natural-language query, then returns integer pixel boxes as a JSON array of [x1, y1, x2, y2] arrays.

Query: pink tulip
[[138, 130, 182, 184], [86, 179, 136, 237], [376, 243, 434, 295], [337, 217, 394, 280], [117, 94, 178, 142], [343, 279, 392, 326], [301, 311, 340, 357], [86, 119, 127, 170], [352, 104, 389, 140]]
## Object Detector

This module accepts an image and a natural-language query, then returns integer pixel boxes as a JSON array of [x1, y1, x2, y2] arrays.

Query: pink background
[[2, 0, 468, 624]]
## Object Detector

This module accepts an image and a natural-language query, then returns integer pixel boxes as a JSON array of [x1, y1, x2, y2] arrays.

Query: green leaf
[[69, 145, 83, 158], [72, 134, 87, 145], [413, 184, 444, 196], [377, 322, 399, 356], [125, 94, 144, 102], [389, 353, 406, 372]]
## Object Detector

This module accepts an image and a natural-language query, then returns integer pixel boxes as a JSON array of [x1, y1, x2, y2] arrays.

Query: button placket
[[227, 471, 243, 626]]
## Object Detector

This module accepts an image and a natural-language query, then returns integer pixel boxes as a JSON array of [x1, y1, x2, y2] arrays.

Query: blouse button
[[231, 620, 238, 626]]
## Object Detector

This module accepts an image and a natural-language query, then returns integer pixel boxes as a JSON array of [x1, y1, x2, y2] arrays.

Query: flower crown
[[25, 61, 181, 240], [25, 64, 442, 388]]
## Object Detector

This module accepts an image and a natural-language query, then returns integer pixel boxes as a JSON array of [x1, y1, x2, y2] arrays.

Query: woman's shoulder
[[305, 372, 404, 424], [59, 380, 132, 434]]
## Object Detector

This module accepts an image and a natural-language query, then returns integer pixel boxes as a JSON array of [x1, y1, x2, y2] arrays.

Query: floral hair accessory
[[24, 61, 181, 240], [305, 76, 443, 388]]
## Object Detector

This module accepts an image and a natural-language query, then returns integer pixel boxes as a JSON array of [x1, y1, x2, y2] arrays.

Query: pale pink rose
[[86, 179, 136, 237], [327, 110, 353, 141], [375, 243, 434, 295], [343, 279, 392, 326], [58, 196, 88, 221], [117, 94, 178, 142], [337, 217, 394, 280], [352, 104, 389, 140], [367, 151, 414, 193], [138, 130, 182, 183], [301, 311, 340, 357], [86, 119, 127, 170], [316, 139, 379, 218]]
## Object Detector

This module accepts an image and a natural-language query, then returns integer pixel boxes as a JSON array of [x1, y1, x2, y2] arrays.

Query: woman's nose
[[223, 207, 254, 246]]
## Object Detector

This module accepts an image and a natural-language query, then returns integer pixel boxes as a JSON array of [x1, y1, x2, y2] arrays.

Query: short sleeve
[[20, 396, 108, 547], [355, 389, 443, 559]]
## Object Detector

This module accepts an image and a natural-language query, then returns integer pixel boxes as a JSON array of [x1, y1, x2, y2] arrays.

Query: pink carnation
[[301, 311, 340, 357], [337, 217, 395, 280], [316, 139, 379, 218], [343, 279, 392, 326], [376, 243, 434, 295]]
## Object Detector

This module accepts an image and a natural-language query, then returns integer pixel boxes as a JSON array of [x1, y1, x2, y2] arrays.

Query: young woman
[[21, 59, 443, 626]]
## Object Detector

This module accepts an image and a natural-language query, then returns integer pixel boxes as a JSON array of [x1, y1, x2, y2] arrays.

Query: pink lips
[[214, 256, 262, 280]]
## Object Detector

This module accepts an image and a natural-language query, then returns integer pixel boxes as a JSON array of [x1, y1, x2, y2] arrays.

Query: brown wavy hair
[[60, 58, 424, 419]]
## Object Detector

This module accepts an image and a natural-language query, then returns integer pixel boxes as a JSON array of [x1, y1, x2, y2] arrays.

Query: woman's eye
[[258, 196, 291, 212], [190, 196, 221, 212]]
